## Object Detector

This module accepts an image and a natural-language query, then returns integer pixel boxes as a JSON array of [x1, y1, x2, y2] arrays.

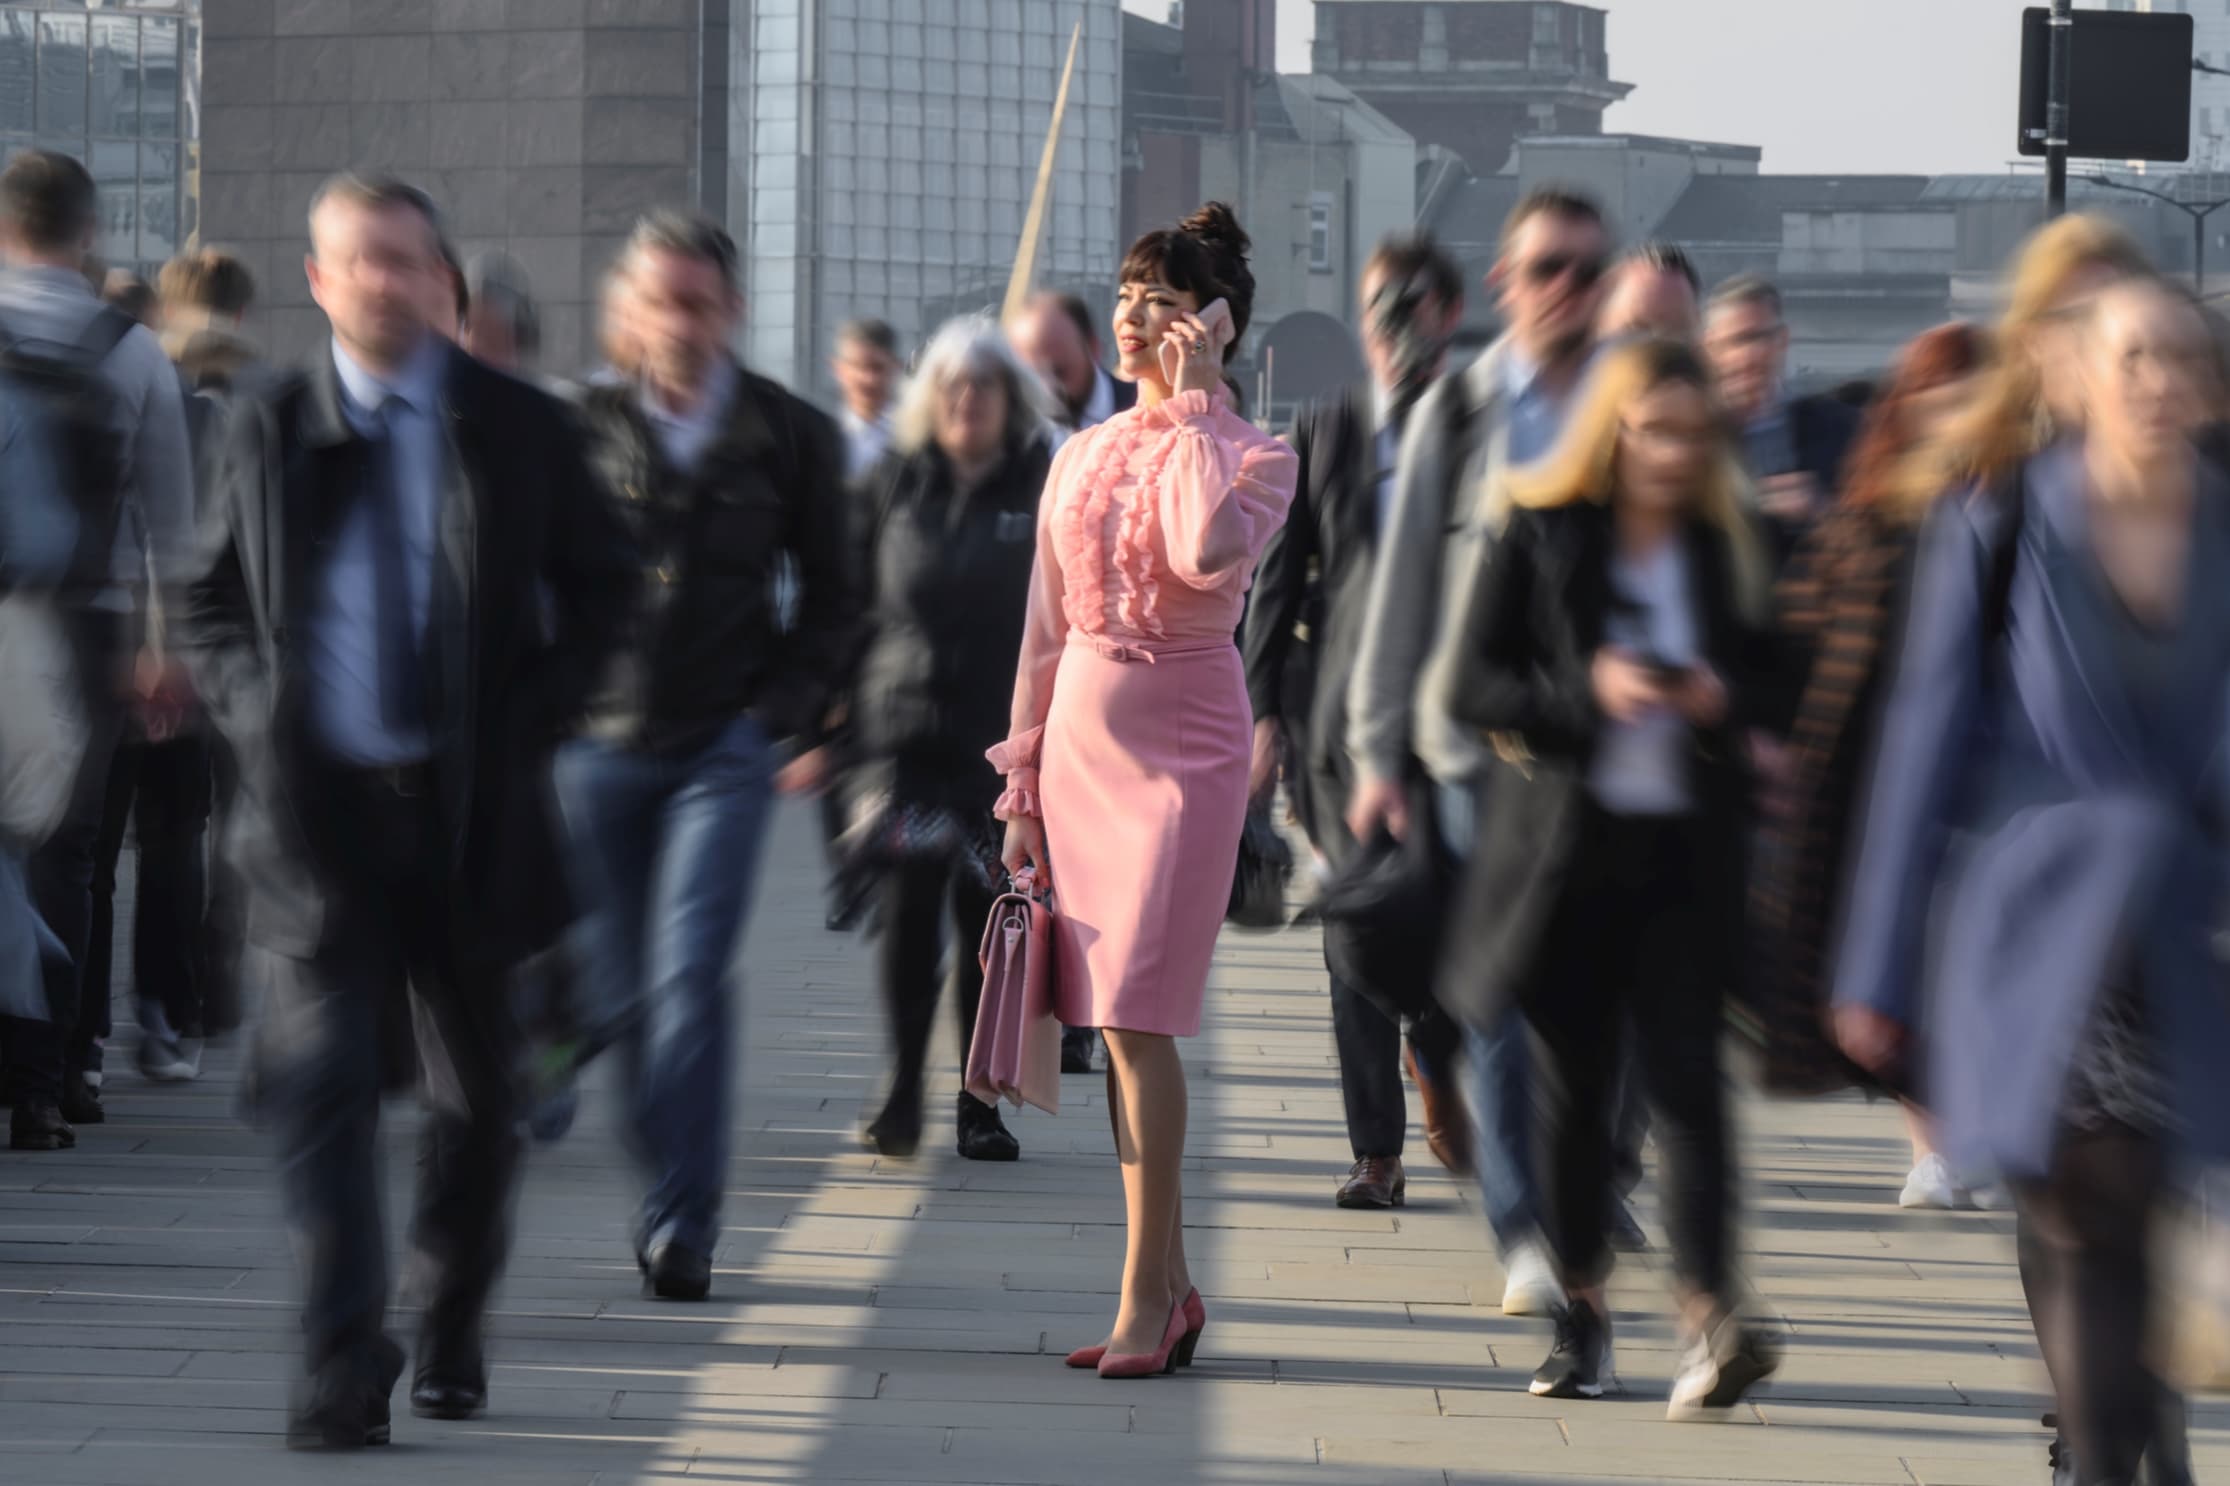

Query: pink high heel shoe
[[1097, 1300, 1188, 1380], [1066, 1288, 1205, 1369]]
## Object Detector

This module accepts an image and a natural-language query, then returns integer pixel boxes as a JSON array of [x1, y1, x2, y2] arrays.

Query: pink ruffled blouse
[[987, 387, 1299, 818]]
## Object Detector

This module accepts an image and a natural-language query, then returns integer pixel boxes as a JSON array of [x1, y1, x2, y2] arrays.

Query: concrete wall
[[199, 0, 703, 371], [1779, 209, 1959, 278]]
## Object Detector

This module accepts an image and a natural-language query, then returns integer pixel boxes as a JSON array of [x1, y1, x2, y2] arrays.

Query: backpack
[[0, 305, 135, 602]]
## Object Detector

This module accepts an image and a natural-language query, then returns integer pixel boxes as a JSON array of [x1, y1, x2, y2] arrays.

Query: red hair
[[1842, 322, 1991, 514]]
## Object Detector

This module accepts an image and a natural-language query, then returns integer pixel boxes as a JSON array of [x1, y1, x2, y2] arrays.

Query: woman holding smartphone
[[993, 202, 1296, 1380], [1441, 337, 1777, 1416]]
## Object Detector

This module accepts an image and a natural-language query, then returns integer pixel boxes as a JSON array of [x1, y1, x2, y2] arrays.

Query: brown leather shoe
[[1336, 1155, 1406, 1209], [1404, 1044, 1474, 1177]]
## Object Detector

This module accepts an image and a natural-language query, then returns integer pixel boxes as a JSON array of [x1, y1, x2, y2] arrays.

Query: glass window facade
[[740, 0, 1122, 391], [1, 2, 199, 275]]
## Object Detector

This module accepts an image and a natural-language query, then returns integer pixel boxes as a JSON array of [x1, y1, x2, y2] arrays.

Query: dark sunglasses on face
[[1521, 253, 1607, 289]]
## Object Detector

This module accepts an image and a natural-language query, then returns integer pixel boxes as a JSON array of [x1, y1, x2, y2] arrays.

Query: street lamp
[[2085, 172, 2230, 291]]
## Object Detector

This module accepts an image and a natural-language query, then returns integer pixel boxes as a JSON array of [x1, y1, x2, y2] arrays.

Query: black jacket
[[180, 343, 637, 960], [1239, 385, 1384, 851], [575, 362, 850, 754], [1753, 393, 1861, 572], [1437, 502, 1760, 1026], [846, 436, 1051, 788]]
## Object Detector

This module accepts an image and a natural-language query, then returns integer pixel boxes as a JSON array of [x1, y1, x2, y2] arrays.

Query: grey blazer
[[1832, 441, 2230, 1178], [1344, 339, 1520, 790]]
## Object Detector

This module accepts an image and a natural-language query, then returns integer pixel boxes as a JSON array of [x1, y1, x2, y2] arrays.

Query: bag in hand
[[964, 868, 1062, 1116], [1226, 804, 1294, 930], [1319, 776, 1452, 1024]]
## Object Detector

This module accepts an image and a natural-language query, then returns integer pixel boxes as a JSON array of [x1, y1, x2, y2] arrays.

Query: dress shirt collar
[[5, 263, 96, 302], [331, 333, 446, 429]]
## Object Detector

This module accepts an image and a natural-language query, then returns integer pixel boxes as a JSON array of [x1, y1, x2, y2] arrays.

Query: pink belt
[[1067, 630, 1232, 665]]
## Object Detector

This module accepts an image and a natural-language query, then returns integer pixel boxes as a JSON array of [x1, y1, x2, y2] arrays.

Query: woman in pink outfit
[[992, 203, 1297, 1378]]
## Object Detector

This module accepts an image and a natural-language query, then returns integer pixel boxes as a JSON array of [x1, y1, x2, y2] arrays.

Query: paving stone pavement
[[2, 801, 2223, 1485]]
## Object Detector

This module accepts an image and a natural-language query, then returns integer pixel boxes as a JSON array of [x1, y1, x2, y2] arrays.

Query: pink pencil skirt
[[1039, 634, 1251, 1038]]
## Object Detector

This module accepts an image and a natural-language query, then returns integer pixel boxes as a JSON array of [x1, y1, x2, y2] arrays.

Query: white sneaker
[[1962, 1179, 2009, 1211], [1899, 1154, 1960, 1210], [1501, 1239, 1562, 1317]]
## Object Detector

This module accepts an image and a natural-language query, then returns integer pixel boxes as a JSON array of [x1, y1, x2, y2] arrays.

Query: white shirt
[[1587, 539, 1697, 817], [641, 357, 736, 475], [842, 408, 894, 480]]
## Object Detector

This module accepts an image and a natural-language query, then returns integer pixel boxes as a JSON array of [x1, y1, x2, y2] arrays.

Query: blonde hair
[[1502, 336, 1768, 621], [1947, 213, 2152, 484]]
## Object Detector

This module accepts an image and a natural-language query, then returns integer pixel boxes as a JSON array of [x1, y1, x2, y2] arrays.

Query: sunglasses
[[1521, 253, 1607, 289]]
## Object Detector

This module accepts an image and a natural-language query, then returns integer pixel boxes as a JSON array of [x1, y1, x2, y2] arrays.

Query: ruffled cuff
[[993, 772, 1041, 821], [985, 727, 1044, 776], [987, 729, 1045, 820], [1161, 387, 1221, 429]]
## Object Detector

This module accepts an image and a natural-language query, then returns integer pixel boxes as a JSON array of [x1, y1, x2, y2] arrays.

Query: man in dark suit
[[1010, 290, 1136, 439], [1241, 234, 1468, 1210], [1702, 274, 1859, 570], [181, 172, 635, 1449]]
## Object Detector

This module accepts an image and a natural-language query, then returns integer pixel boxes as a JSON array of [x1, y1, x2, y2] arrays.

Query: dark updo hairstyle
[[1118, 201, 1256, 362]]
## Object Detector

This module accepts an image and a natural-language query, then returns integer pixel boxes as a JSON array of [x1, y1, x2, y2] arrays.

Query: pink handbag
[[964, 868, 1062, 1116]]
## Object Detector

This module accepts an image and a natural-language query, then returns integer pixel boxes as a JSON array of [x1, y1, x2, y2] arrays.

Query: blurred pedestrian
[[1010, 290, 1134, 439], [153, 247, 260, 1044], [0, 149, 195, 1147], [1835, 258, 2227, 1486], [1598, 242, 1701, 342], [1703, 274, 1858, 569], [842, 315, 1051, 1162], [1756, 323, 1990, 1212], [1443, 336, 1778, 1415], [1241, 232, 1471, 1210], [561, 210, 850, 1303], [1346, 188, 1612, 1317], [0, 384, 73, 1026], [181, 172, 635, 1445], [831, 317, 901, 478], [459, 250, 539, 376], [100, 268, 157, 328]]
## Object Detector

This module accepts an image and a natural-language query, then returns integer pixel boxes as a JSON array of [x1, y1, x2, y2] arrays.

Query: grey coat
[[1345, 339, 1525, 790]]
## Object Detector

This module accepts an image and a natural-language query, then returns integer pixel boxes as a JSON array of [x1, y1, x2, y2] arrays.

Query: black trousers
[[252, 768, 521, 1369], [878, 857, 1000, 1101], [83, 730, 214, 1058], [1528, 806, 1731, 1297], [1303, 753, 1463, 1163], [1333, 971, 1463, 1160], [4, 611, 130, 1101], [2016, 1124, 2172, 1486]]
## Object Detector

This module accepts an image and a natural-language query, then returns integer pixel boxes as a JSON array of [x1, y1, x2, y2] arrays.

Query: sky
[[1123, 0, 2037, 177]]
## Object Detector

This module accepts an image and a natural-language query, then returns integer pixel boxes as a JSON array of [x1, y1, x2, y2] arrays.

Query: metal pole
[[2197, 208, 2207, 294], [2047, 0, 2074, 217]]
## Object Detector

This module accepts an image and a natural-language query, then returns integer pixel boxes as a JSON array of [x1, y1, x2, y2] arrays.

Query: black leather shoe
[[955, 1092, 1020, 1162], [410, 1374, 487, 1420], [412, 1332, 487, 1420], [861, 1087, 923, 1159], [1060, 1027, 1097, 1074], [288, 1336, 404, 1449], [644, 1243, 712, 1302], [9, 1097, 75, 1151], [59, 1077, 103, 1126]]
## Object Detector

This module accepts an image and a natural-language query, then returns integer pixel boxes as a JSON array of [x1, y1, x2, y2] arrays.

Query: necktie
[[362, 401, 425, 735]]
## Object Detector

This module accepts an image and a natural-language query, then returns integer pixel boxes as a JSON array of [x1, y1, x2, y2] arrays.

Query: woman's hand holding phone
[[1160, 297, 1236, 395]]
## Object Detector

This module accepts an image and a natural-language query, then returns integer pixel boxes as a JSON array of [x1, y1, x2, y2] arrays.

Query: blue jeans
[[1438, 775, 1547, 1254], [555, 715, 777, 1260], [1463, 1014, 1543, 1253]]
